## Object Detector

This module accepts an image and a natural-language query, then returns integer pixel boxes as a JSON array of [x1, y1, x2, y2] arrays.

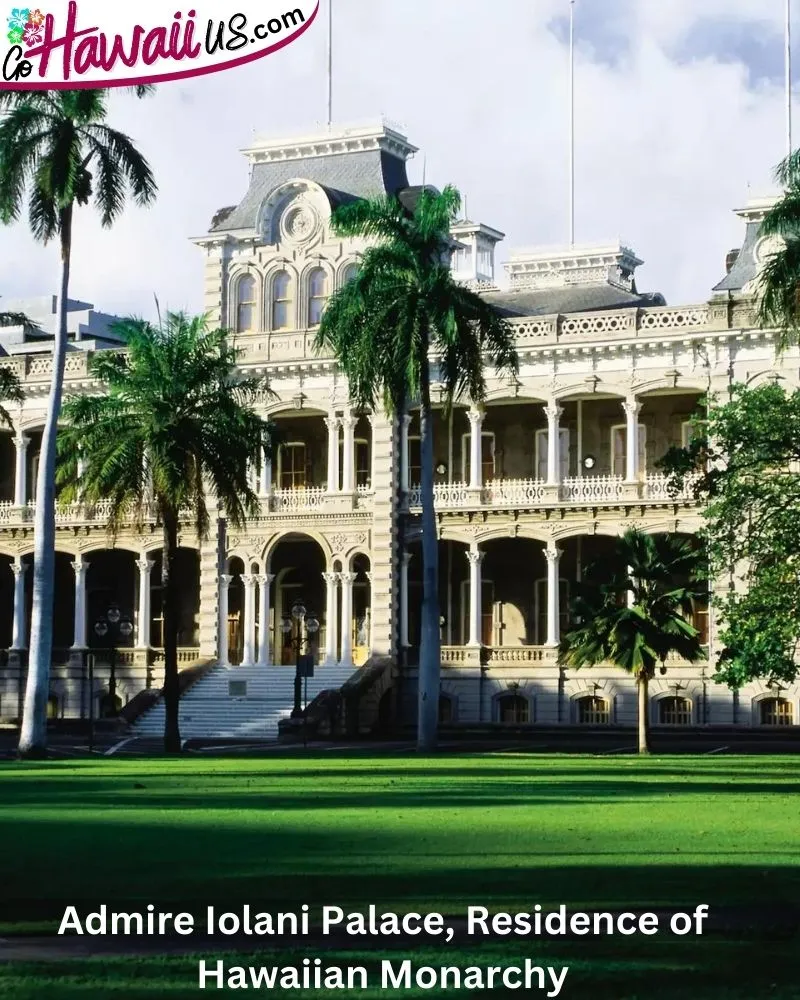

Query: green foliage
[[315, 186, 519, 413], [0, 89, 156, 240], [756, 149, 800, 346], [559, 529, 707, 680], [56, 312, 275, 536]]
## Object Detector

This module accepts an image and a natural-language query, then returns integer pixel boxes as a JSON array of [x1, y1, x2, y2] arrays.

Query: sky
[[0, 0, 795, 319]]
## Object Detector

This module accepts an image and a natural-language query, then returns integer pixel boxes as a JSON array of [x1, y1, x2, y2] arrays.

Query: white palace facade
[[0, 123, 797, 737]]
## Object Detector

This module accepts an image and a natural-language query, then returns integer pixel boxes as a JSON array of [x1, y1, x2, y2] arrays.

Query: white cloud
[[0, 0, 794, 318]]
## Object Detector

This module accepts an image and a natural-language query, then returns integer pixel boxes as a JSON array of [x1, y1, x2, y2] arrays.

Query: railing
[[643, 473, 702, 503], [561, 476, 624, 504], [149, 648, 202, 667], [440, 645, 708, 670], [0, 499, 159, 526], [269, 486, 329, 512]]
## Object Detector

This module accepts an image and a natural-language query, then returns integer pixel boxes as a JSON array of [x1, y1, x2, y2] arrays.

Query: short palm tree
[[559, 529, 707, 754], [57, 312, 275, 753], [0, 365, 23, 427], [0, 89, 157, 757], [757, 150, 800, 346], [315, 186, 518, 750]]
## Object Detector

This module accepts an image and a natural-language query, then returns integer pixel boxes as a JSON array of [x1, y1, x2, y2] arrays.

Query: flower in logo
[[7, 8, 31, 32], [27, 7, 44, 26], [6, 25, 24, 44], [23, 18, 43, 45]]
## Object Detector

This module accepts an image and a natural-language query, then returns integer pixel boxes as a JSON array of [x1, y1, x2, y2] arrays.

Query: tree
[[662, 383, 800, 689], [0, 363, 23, 428], [315, 186, 518, 750], [559, 529, 707, 754], [756, 149, 800, 347], [56, 313, 275, 753], [0, 90, 157, 757]]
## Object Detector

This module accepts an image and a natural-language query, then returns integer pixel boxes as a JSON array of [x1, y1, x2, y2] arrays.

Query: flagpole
[[327, 0, 333, 128], [569, 0, 576, 247]]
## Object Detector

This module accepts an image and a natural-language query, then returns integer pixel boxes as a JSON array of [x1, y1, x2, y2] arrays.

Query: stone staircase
[[133, 661, 358, 740]]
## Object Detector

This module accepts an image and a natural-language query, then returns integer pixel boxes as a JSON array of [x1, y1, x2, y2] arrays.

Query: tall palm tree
[[56, 313, 275, 753], [315, 186, 519, 750], [0, 365, 23, 428], [559, 529, 707, 754], [757, 150, 800, 346], [0, 90, 157, 757]]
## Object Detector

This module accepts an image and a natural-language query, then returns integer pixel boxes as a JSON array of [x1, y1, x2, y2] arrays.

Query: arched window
[[659, 696, 692, 726], [577, 696, 610, 725], [439, 694, 454, 724], [236, 274, 257, 333], [308, 267, 329, 327], [46, 695, 59, 720], [760, 697, 793, 726], [497, 694, 529, 725], [343, 263, 359, 285], [272, 271, 293, 330]]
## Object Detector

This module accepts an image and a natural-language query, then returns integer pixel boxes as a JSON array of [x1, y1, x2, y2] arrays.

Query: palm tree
[[315, 186, 519, 750], [56, 312, 275, 753], [757, 150, 800, 346], [0, 90, 157, 757], [0, 364, 23, 428], [559, 529, 707, 754]]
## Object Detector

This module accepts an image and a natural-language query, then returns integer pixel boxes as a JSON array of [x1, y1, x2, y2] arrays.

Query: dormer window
[[308, 268, 329, 327], [236, 274, 257, 333], [272, 271, 293, 331]]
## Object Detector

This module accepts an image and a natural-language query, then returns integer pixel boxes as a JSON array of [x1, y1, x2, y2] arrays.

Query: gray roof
[[713, 219, 760, 292], [211, 149, 410, 232], [482, 285, 666, 317]]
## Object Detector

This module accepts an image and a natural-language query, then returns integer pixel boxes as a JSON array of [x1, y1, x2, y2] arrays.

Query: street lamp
[[94, 604, 134, 718], [280, 601, 320, 720]]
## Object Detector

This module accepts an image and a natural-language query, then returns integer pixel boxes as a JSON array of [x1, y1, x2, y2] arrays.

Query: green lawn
[[0, 753, 798, 997]]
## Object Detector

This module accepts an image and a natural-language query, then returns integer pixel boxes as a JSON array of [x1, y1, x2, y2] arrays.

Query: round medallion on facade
[[281, 202, 320, 245], [754, 234, 784, 266]]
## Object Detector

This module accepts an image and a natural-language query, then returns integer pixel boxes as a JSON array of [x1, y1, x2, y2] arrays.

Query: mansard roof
[[482, 285, 666, 317]]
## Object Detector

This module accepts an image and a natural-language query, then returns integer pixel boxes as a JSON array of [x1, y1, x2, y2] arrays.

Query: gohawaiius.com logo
[[1, 0, 318, 88]]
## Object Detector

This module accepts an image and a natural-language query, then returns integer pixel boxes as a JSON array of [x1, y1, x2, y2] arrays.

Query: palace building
[[0, 123, 796, 737]]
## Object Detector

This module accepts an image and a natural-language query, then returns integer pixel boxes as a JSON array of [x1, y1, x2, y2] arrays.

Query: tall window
[[535, 429, 570, 480], [761, 698, 793, 726], [279, 443, 307, 489], [356, 440, 370, 488], [236, 275, 257, 333], [272, 271, 293, 330], [497, 694, 529, 724], [612, 425, 647, 478], [659, 697, 692, 726], [462, 433, 496, 483], [577, 696, 611, 725], [408, 436, 422, 486], [308, 268, 329, 327], [343, 263, 359, 285]]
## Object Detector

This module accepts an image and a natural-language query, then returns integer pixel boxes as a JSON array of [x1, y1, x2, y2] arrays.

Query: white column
[[545, 544, 562, 648], [623, 398, 641, 483], [326, 416, 341, 493], [342, 412, 357, 493], [322, 571, 339, 665], [367, 413, 376, 489], [218, 574, 232, 664], [400, 551, 411, 648], [468, 407, 484, 489], [365, 571, 373, 656], [241, 574, 257, 666], [71, 559, 88, 649], [13, 434, 28, 507], [259, 448, 273, 497], [10, 560, 27, 650], [546, 402, 563, 486], [339, 572, 356, 666], [467, 548, 484, 647], [257, 574, 275, 666], [136, 557, 154, 649], [400, 414, 412, 492]]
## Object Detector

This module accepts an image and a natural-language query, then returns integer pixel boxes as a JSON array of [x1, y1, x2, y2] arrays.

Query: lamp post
[[93, 605, 134, 718], [280, 601, 320, 722]]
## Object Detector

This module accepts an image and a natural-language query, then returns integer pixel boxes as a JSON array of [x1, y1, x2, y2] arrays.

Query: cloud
[[0, 0, 794, 319]]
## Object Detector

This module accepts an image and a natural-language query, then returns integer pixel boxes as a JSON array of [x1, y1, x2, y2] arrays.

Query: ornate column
[[135, 556, 154, 649], [400, 414, 412, 492], [322, 571, 339, 665], [339, 572, 357, 666], [466, 547, 484, 647], [545, 543, 562, 648], [325, 415, 341, 493], [545, 402, 564, 486], [257, 573, 275, 667], [342, 412, 357, 493], [623, 398, 641, 483], [259, 448, 273, 497], [13, 434, 29, 508], [468, 407, 484, 489], [241, 574, 257, 666], [71, 559, 89, 649], [400, 551, 411, 648], [10, 560, 27, 651], [218, 574, 232, 665]]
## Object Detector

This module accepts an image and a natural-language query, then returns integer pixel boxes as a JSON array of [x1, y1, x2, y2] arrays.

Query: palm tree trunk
[[162, 506, 181, 753], [417, 331, 440, 752], [637, 671, 651, 755], [18, 205, 73, 758]]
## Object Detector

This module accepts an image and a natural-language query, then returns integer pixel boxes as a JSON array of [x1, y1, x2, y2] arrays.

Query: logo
[[1, 1, 318, 88]]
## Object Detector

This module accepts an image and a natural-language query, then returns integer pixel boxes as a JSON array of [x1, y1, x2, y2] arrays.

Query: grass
[[0, 753, 798, 997]]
